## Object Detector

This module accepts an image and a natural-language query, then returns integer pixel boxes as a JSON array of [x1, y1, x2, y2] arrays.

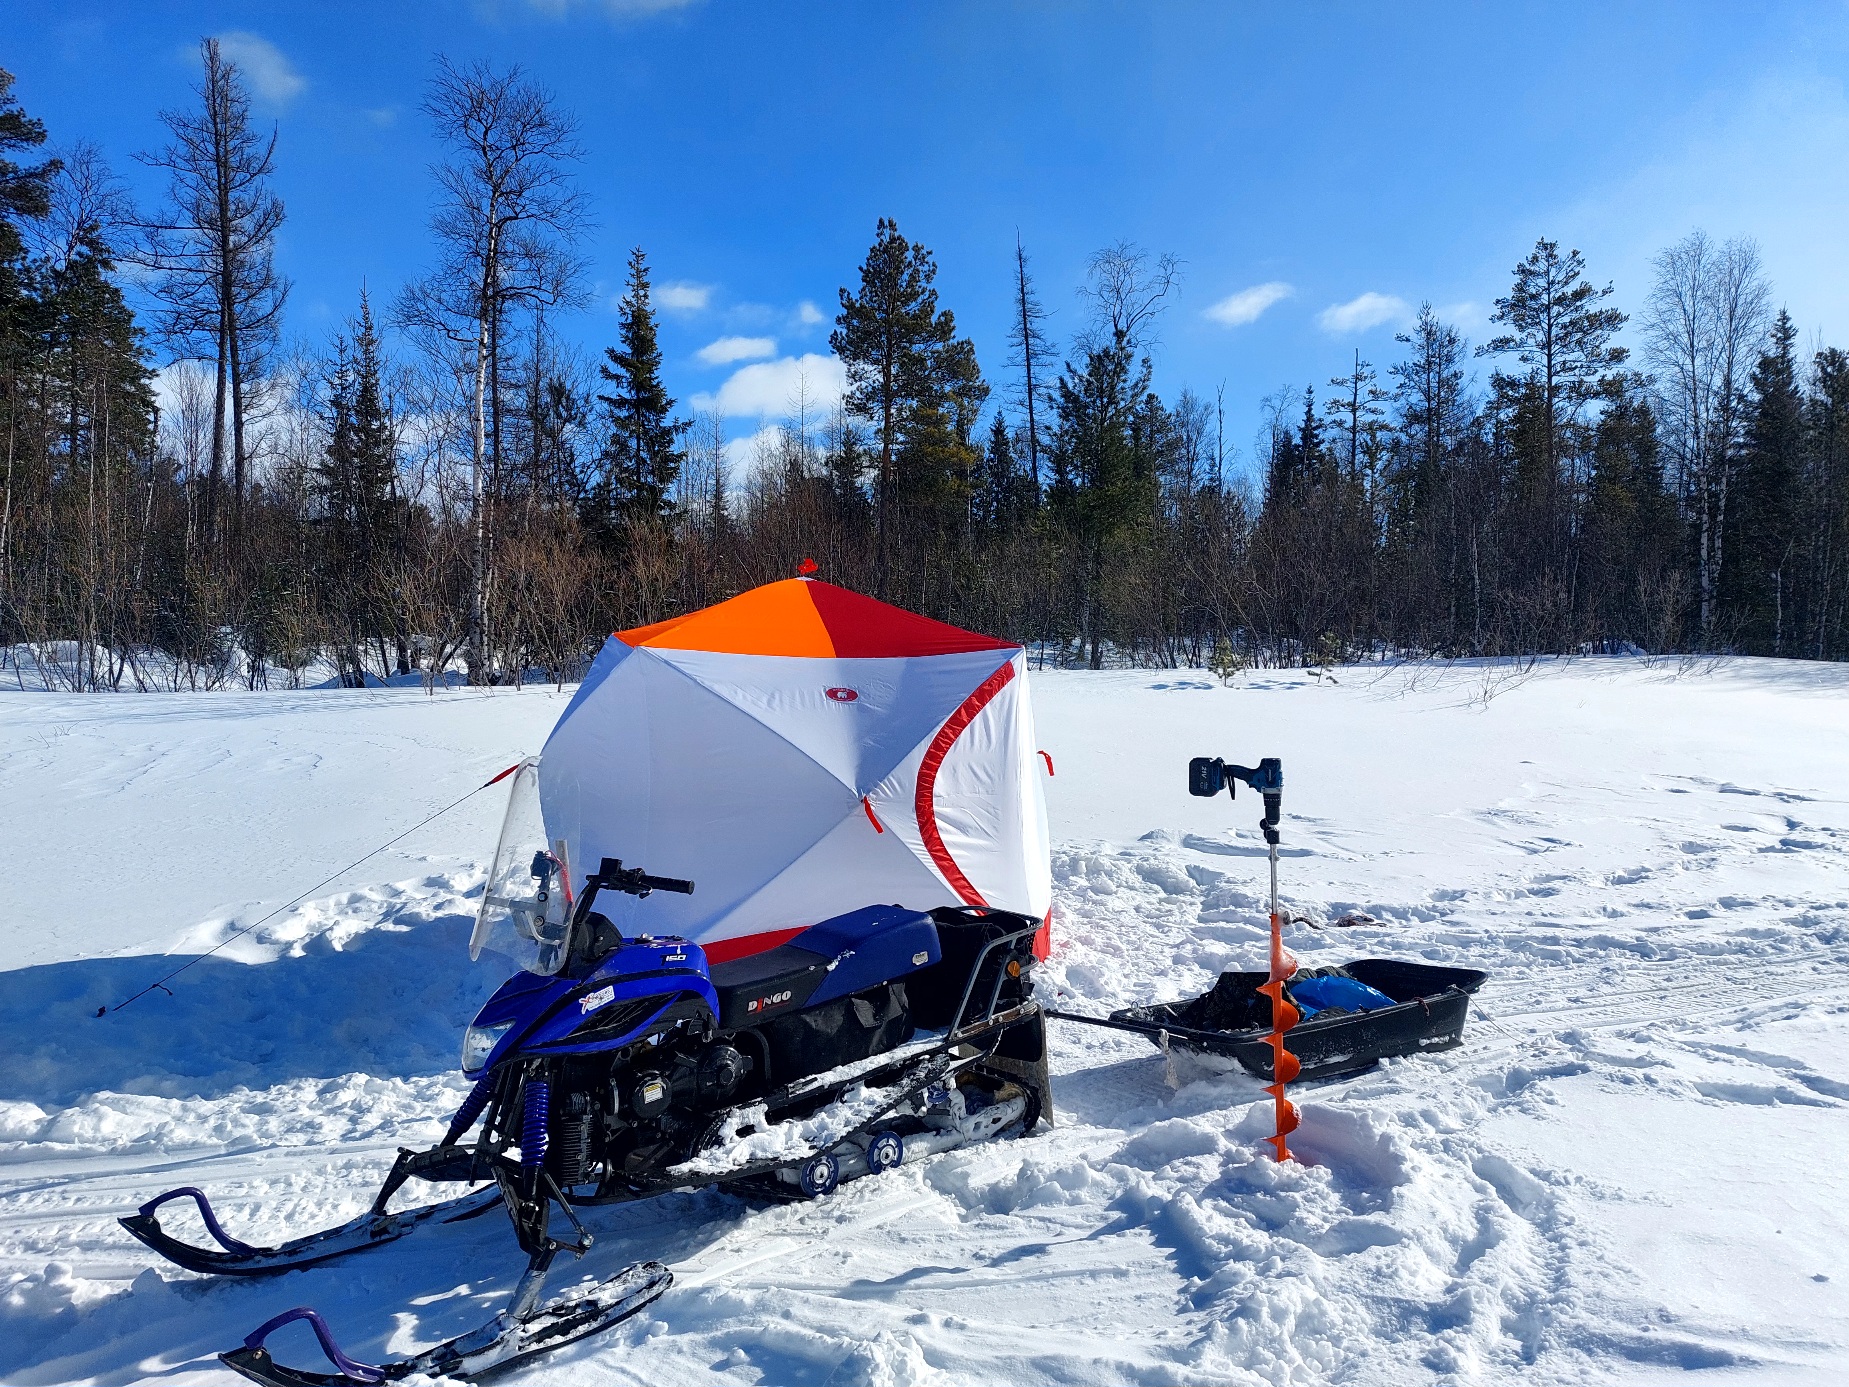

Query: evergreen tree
[[594, 247, 686, 527], [831, 218, 979, 585], [1477, 243, 1627, 631], [7, 138, 157, 683], [1804, 348, 1849, 659], [316, 294, 397, 552], [1478, 238, 1629, 489], [1, 67, 57, 276], [314, 292, 400, 685], [1726, 309, 1803, 651], [1259, 386, 1305, 514], [1583, 380, 1679, 647], [1298, 384, 1327, 486], [822, 411, 873, 529], [978, 412, 1037, 536], [1007, 234, 1056, 489], [1048, 332, 1159, 667], [1324, 351, 1388, 486], [1387, 305, 1470, 531]]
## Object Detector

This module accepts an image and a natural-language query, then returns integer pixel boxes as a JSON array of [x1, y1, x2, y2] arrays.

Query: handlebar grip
[[641, 874, 695, 895]]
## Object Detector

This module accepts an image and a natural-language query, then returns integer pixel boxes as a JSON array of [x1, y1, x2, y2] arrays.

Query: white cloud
[[213, 32, 306, 108], [1204, 281, 1293, 327], [363, 107, 397, 128], [1317, 292, 1414, 335], [1435, 301, 1486, 332], [795, 300, 825, 327], [658, 281, 713, 314], [690, 353, 847, 418], [696, 335, 776, 366], [722, 424, 784, 479]]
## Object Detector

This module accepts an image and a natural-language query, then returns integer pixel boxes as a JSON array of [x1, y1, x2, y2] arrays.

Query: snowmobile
[[122, 762, 1049, 1386]]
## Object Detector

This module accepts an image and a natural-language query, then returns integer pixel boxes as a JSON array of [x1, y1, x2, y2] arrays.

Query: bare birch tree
[[396, 58, 586, 682], [1642, 232, 1770, 640]]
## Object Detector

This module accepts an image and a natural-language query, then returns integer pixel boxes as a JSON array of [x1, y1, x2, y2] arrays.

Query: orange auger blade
[[1270, 1046, 1302, 1085], [1263, 908, 1299, 1162]]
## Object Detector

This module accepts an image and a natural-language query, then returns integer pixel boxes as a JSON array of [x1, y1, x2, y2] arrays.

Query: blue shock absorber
[[520, 1080, 550, 1169], [443, 1074, 495, 1147]]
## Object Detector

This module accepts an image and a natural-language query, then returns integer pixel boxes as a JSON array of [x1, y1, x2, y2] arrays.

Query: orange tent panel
[[616, 577, 1012, 658]]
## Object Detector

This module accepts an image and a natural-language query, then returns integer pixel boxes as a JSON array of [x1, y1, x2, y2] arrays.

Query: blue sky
[[11, 1, 1849, 476]]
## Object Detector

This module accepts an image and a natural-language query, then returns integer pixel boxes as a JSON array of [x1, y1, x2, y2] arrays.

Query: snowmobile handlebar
[[1188, 756, 1283, 846], [588, 857, 695, 898]]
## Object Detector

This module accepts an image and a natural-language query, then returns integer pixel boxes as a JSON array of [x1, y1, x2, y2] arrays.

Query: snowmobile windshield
[[470, 760, 574, 976]]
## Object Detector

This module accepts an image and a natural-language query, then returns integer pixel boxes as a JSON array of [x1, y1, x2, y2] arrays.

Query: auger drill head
[[1187, 755, 1283, 845]]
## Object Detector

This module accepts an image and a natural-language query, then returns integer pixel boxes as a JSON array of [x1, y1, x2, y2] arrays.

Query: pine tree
[[1726, 309, 1803, 651], [1007, 234, 1056, 490], [26, 152, 157, 685], [0, 67, 57, 274], [1048, 332, 1158, 667], [1803, 348, 1849, 658], [594, 247, 686, 528], [1387, 305, 1471, 532], [1208, 634, 1246, 685], [978, 413, 1036, 536], [1479, 238, 1627, 495], [1583, 381, 1678, 647], [314, 292, 400, 685], [1259, 387, 1305, 514], [1299, 385, 1327, 486], [350, 292, 398, 529], [1324, 351, 1388, 486], [831, 218, 977, 587]]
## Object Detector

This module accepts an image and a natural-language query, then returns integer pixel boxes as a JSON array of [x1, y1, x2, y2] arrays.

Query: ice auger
[[1188, 756, 1300, 1160]]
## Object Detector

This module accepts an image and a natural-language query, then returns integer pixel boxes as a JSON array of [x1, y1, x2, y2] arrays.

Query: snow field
[[1, 658, 1846, 1383]]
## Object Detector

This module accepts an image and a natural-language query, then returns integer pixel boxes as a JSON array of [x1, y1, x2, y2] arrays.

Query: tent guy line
[[99, 762, 524, 1018]]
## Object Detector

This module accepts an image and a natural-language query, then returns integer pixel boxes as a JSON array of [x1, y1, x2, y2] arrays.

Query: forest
[[4, 48, 1847, 691]]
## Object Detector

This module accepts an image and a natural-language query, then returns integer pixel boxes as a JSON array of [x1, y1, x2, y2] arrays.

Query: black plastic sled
[[1107, 959, 1488, 1082]]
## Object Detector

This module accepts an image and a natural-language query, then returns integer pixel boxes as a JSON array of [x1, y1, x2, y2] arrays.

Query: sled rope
[[101, 763, 524, 1017]]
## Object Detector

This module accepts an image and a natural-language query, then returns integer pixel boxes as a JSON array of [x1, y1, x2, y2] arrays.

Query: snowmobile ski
[[119, 1182, 503, 1277], [219, 1253, 671, 1386]]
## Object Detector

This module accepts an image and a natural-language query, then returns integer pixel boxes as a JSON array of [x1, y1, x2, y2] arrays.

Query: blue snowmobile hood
[[461, 906, 942, 1078], [463, 937, 716, 1078]]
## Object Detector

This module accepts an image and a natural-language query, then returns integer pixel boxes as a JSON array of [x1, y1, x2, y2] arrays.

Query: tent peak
[[616, 578, 1015, 659]]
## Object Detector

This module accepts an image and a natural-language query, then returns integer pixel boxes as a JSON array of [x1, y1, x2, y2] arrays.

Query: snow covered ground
[[2, 657, 1846, 1385]]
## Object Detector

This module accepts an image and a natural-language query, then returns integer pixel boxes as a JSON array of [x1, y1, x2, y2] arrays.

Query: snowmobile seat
[[797, 905, 940, 1005], [708, 945, 832, 1029]]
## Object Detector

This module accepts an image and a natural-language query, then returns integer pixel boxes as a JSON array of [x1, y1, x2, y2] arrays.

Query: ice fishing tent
[[538, 577, 1052, 963]]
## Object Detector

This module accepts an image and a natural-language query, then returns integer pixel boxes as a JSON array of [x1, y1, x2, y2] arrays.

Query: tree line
[[4, 52, 1847, 691]]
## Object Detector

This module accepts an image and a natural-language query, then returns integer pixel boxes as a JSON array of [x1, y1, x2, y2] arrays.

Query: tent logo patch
[[825, 687, 859, 703]]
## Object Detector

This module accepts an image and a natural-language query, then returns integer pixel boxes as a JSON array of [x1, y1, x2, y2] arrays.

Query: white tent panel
[[538, 645, 854, 942], [648, 647, 1013, 794], [867, 651, 1050, 919], [715, 802, 954, 940]]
